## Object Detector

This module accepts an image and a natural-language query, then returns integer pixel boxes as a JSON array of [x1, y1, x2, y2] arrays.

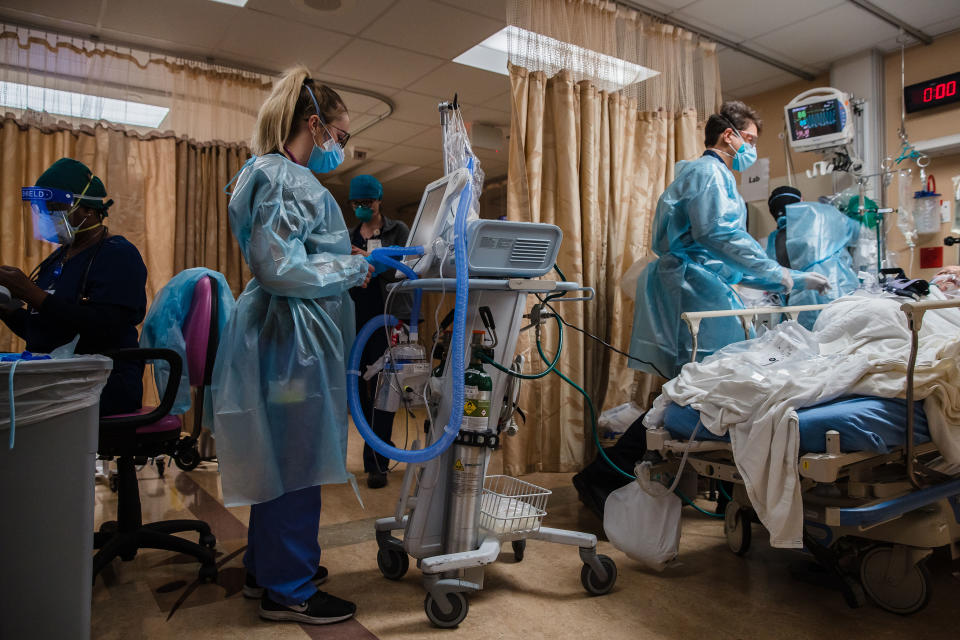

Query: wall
[[738, 30, 960, 279]]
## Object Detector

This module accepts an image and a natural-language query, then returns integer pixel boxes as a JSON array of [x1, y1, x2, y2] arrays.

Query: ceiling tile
[[403, 124, 445, 151], [864, 0, 960, 35], [482, 91, 513, 114], [633, 0, 702, 11], [360, 0, 504, 60], [216, 12, 350, 69], [728, 72, 802, 99], [751, 4, 898, 67], [320, 40, 444, 89], [718, 48, 788, 93], [677, 0, 843, 41], [408, 62, 510, 106], [389, 91, 452, 125], [0, 1, 102, 26], [100, 0, 237, 51], [373, 145, 444, 166], [245, 0, 395, 36], [435, 0, 506, 21], [459, 104, 511, 127], [356, 119, 431, 143]]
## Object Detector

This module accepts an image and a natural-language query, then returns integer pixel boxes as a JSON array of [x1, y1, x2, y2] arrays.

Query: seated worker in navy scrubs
[[0, 158, 148, 415]]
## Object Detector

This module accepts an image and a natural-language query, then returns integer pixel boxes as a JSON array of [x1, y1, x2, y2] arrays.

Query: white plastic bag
[[603, 481, 681, 572], [598, 401, 643, 440]]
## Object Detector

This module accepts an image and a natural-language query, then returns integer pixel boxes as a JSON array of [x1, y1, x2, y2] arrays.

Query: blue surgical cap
[[349, 174, 383, 201]]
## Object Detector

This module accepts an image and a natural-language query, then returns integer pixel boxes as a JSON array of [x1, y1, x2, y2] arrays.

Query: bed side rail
[[900, 297, 960, 488]]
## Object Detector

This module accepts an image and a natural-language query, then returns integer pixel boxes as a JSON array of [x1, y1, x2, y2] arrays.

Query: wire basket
[[479, 475, 550, 539]]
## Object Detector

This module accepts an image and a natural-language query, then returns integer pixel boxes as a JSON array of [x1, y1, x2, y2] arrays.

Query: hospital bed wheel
[[581, 554, 618, 596], [512, 539, 526, 562], [174, 446, 201, 472], [155, 457, 165, 478], [377, 547, 409, 581], [859, 546, 932, 615], [724, 503, 752, 556], [424, 592, 468, 628], [108, 474, 119, 493]]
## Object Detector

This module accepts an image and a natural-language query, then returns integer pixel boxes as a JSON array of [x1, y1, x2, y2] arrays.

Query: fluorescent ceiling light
[[0, 81, 169, 128], [453, 26, 659, 93], [208, 0, 248, 6]]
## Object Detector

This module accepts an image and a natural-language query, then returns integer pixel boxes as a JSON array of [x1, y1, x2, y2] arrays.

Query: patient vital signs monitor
[[784, 87, 854, 153]]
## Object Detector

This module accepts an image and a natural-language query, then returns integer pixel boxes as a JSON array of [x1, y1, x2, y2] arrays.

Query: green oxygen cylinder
[[463, 330, 493, 431]]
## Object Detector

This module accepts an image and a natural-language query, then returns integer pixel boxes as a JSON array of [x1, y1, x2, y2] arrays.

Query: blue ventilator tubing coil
[[347, 173, 473, 463]]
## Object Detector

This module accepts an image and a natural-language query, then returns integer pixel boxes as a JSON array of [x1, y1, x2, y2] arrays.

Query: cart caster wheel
[[512, 540, 526, 562], [198, 564, 218, 583], [860, 546, 932, 615], [200, 533, 216, 550], [377, 547, 409, 581], [424, 592, 468, 628], [108, 475, 119, 493], [724, 501, 752, 556], [156, 458, 166, 478], [175, 446, 201, 472], [581, 554, 617, 596]]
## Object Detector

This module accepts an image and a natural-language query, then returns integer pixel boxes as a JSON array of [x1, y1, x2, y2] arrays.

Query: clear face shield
[[21, 186, 104, 245]]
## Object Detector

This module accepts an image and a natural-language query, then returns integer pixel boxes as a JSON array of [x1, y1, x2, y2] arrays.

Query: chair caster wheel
[[198, 565, 218, 583]]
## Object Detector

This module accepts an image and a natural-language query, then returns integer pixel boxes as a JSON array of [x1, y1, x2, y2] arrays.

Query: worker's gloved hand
[[364, 255, 388, 277], [779, 268, 794, 293], [796, 271, 831, 294]]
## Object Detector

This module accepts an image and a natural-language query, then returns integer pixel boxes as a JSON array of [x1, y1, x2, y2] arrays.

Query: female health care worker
[[212, 66, 373, 626], [629, 101, 830, 380]]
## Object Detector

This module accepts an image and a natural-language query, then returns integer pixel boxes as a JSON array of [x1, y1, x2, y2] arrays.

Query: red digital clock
[[905, 71, 960, 114]]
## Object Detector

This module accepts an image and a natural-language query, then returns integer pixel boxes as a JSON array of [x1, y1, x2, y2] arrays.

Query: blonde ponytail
[[251, 65, 348, 157]]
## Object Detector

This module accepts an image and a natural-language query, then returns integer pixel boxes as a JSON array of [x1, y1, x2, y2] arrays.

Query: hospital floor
[[92, 430, 958, 640]]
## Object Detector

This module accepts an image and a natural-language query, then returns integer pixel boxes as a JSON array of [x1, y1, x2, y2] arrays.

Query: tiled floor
[[91, 430, 959, 639]]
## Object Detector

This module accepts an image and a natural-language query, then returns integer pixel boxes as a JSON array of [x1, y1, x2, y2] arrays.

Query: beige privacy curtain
[[503, 0, 718, 474]]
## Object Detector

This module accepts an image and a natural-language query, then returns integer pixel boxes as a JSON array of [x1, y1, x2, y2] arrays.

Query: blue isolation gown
[[630, 153, 800, 379], [766, 201, 861, 329], [212, 154, 369, 507]]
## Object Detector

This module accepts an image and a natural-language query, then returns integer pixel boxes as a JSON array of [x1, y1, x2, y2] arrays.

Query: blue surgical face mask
[[730, 135, 757, 172], [355, 205, 374, 222], [307, 132, 344, 174]]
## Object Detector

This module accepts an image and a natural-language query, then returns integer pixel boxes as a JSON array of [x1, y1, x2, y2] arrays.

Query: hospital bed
[[642, 298, 960, 615]]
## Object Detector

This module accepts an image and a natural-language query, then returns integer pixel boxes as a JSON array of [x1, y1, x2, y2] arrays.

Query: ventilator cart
[[369, 276, 616, 628]]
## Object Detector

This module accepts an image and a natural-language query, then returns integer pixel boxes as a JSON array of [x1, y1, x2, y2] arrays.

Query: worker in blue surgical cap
[[213, 66, 373, 625], [629, 101, 830, 379], [347, 174, 412, 490], [765, 185, 860, 329]]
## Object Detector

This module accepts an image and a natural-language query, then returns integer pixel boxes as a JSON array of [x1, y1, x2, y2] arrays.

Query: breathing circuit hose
[[346, 172, 473, 463]]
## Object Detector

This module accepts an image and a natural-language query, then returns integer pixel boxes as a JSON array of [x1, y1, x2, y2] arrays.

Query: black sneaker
[[367, 471, 388, 489], [259, 590, 356, 625], [243, 566, 329, 599]]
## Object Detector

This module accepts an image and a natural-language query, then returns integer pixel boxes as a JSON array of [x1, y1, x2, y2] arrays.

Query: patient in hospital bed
[[643, 287, 960, 549]]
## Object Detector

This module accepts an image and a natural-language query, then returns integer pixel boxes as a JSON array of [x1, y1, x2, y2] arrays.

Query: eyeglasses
[[730, 128, 757, 146], [329, 124, 350, 147], [305, 118, 351, 147], [351, 200, 375, 209]]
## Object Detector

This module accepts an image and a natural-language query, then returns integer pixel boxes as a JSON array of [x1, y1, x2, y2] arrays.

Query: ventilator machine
[[346, 99, 617, 628]]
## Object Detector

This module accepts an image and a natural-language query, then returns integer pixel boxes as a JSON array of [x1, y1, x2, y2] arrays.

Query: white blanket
[[645, 291, 960, 548]]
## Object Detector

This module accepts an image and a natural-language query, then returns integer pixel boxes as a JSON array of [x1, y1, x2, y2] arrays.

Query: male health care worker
[[213, 65, 374, 626], [629, 101, 829, 379], [347, 174, 412, 489]]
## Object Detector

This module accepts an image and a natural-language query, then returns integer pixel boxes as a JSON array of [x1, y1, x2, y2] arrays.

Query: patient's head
[[768, 185, 801, 221]]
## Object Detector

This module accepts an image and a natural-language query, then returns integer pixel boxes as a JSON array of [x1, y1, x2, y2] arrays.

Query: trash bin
[[0, 355, 112, 640]]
